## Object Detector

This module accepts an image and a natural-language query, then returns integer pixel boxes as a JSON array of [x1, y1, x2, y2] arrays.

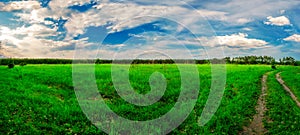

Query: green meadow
[[0, 64, 299, 134]]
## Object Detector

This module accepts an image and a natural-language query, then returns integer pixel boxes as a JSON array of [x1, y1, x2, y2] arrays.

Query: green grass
[[279, 66, 300, 101], [0, 65, 101, 134], [0, 64, 293, 134], [264, 70, 300, 134]]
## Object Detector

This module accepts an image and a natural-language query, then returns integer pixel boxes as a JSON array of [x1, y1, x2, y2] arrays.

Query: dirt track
[[241, 73, 269, 135], [276, 72, 300, 108]]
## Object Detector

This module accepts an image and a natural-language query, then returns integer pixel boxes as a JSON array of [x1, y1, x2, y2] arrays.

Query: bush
[[20, 62, 27, 66], [271, 65, 277, 70], [8, 63, 15, 69]]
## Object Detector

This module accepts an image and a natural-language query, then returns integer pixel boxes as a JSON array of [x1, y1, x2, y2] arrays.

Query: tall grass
[[0, 64, 281, 134], [265, 70, 300, 134], [279, 66, 300, 101]]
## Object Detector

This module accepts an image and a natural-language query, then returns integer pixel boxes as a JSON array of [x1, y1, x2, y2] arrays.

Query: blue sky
[[0, 0, 299, 59]]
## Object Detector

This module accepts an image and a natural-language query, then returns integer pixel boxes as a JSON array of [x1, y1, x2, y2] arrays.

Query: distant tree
[[224, 57, 231, 64], [281, 56, 295, 65], [95, 59, 101, 64], [244, 56, 249, 64], [279, 58, 282, 64], [249, 56, 257, 64], [8, 63, 14, 69], [271, 58, 276, 65], [288, 57, 296, 65], [283, 57, 287, 65]]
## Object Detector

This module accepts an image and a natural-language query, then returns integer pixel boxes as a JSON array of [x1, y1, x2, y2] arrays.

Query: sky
[[0, 0, 299, 60]]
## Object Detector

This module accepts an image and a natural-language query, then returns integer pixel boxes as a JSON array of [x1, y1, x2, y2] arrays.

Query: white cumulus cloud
[[197, 33, 268, 49], [284, 34, 300, 42], [0, 25, 87, 58], [0, 1, 40, 12], [218, 33, 268, 47], [264, 16, 291, 26], [64, 2, 227, 37]]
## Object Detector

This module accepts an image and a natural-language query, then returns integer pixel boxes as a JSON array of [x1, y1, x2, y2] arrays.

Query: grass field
[[0, 64, 299, 134], [280, 67, 300, 101], [265, 67, 300, 134]]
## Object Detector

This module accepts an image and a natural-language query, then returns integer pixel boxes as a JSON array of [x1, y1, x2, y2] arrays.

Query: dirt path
[[276, 72, 300, 107], [241, 73, 269, 135]]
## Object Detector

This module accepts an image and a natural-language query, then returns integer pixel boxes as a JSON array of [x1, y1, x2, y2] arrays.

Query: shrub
[[20, 62, 27, 66], [271, 65, 276, 70], [8, 63, 15, 69]]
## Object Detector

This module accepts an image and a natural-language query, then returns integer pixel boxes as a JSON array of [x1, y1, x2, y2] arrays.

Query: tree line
[[0, 58, 209, 65], [0, 56, 299, 66], [225, 56, 298, 65]]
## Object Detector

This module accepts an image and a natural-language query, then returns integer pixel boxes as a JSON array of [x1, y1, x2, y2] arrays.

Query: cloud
[[0, 1, 40, 12], [113, 0, 195, 6], [0, 0, 299, 59], [107, 32, 269, 60], [203, 0, 300, 25], [221, 45, 282, 59], [242, 28, 252, 31], [13, 0, 97, 24], [236, 18, 252, 24], [64, 2, 227, 37], [264, 16, 291, 26], [0, 25, 88, 58], [111, 31, 269, 50], [0, 0, 227, 37], [284, 34, 300, 42], [0, 36, 92, 58], [218, 33, 268, 47], [197, 33, 268, 49], [48, 0, 92, 10], [280, 10, 286, 14], [15, 5, 68, 24], [1, 25, 58, 38]]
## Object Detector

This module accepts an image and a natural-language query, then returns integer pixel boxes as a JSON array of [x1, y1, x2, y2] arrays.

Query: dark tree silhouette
[[0, 56, 298, 66], [8, 63, 14, 69]]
